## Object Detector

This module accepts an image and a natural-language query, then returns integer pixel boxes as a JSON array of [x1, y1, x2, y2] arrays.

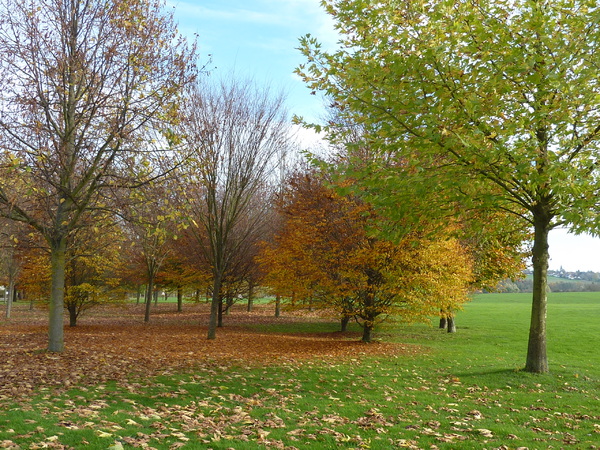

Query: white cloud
[[548, 228, 600, 272], [292, 123, 326, 151], [171, 0, 339, 46], [169, 1, 282, 25]]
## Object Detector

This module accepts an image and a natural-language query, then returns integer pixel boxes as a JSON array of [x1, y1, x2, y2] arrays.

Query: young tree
[[120, 182, 176, 323], [17, 247, 51, 309], [179, 78, 292, 339], [0, 219, 30, 318], [64, 214, 127, 326], [258, 171, 474, 342], [0, 0, 196, 351], [297, 0, 600, 372]]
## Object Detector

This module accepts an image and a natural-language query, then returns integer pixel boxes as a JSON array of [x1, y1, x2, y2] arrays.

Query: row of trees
[[0, 0, 535, 361], [1, 156, 524, 343], [0, 0, 299, 351], [259, 170, 479, 342]]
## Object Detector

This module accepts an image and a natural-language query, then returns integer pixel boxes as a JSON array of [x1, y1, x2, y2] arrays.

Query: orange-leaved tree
[[258, 171, 474, 342]]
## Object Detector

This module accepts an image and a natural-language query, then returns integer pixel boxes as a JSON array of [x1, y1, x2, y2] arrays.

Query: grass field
[[1, 292, 599, 449]]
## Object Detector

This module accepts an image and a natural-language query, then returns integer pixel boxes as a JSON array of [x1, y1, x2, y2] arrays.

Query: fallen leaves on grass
[[0, 303, 411, 403]]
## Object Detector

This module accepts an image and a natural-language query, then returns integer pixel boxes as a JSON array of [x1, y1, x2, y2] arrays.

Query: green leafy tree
[[0, 0, 196, 351], [297, 0, 600, 372]]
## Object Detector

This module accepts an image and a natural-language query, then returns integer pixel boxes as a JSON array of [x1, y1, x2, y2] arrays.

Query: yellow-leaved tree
[[257, 171, 474, 342]]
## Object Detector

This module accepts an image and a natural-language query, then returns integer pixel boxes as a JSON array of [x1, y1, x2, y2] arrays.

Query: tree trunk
[[153, 289, 159, 306], [217, 297, 224, 327], [136, 285, 142, 305], [5, 278, 15, 319], [525, 214, 551, 373], [341, 315, 350, 332], [207, 275, 222, 339], [144, 275, 154, 323], [48, 236, 67, 352], [447, 315, 456, 333], [439, 309, 447, 329], [362, 323, 373, 343], [439, 316, 447, 329], [274, 295, 281, 318], [225, 296, 233, 315], [247, 282, 254, 312], [177, 286, 183, 312], [68, 305, 77, 327]]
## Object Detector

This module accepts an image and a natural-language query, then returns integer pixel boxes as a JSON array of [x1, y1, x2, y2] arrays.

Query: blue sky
[[170, 0, 337, 123], [168, 0, 600, 272]]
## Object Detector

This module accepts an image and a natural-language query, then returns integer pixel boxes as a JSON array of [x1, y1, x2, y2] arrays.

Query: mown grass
[[1, 292, 600, 449]]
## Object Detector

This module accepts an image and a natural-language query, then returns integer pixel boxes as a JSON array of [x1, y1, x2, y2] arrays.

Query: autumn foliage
[[257, 172, 474, 342]]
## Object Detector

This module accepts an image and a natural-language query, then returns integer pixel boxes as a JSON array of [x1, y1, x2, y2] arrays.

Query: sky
[[169, 0, 337, 123], [168, 0, 600, 273]]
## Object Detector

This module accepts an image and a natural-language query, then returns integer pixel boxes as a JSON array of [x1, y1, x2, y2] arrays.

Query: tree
[[64, 214, 127, 326], [0, 0, 196, 351], [297, 0, 600, 372], [155, 237, 206, 313], [120, 181, 176, 323], [0, 219, 30, 318], [308, 104, 528, 333], [17, 247, 51, 309], [258, 170, 474, 342], [179, 78, 292, 339]]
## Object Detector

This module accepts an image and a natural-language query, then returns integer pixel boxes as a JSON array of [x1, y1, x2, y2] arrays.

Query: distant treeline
[[495, 269, 600, 293]]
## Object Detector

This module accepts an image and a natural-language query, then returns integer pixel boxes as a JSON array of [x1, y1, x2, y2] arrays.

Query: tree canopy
[[0, 0, 196, 351], [257, 171, 475, 341], [297, 0, 600, 372]]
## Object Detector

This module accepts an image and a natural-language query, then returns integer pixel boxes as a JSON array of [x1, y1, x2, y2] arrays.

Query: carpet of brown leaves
[[0, 302, 414, 403]]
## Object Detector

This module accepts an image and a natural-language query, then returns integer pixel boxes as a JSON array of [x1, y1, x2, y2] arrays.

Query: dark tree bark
[[247, 282, 254, 312], [5, 276, 15, 320], [144, 277, 154, 323], [48, 236, 67, 351], [224, 296, 233, 315], [217, 297, 224, 327], [341, 315, 350, 332], [362, 324, 373, 343], [439, 316, 447, 329], [208, 276, 222, 338], [274, 295, 281, 318], [525, 211, 551, 373], [177, 286, 183, 312], [68, 305, 78, 327]]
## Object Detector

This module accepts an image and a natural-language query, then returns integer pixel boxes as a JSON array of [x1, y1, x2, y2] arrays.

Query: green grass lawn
[[1, 292, 600, 449]]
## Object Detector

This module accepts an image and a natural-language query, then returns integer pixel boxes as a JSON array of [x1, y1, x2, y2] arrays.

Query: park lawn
[[0, 292, 599, 449]]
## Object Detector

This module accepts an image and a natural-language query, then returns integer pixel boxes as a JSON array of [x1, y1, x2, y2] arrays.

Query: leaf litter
[[1, 303, 599, 449], [0, 303, 408, 402]]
